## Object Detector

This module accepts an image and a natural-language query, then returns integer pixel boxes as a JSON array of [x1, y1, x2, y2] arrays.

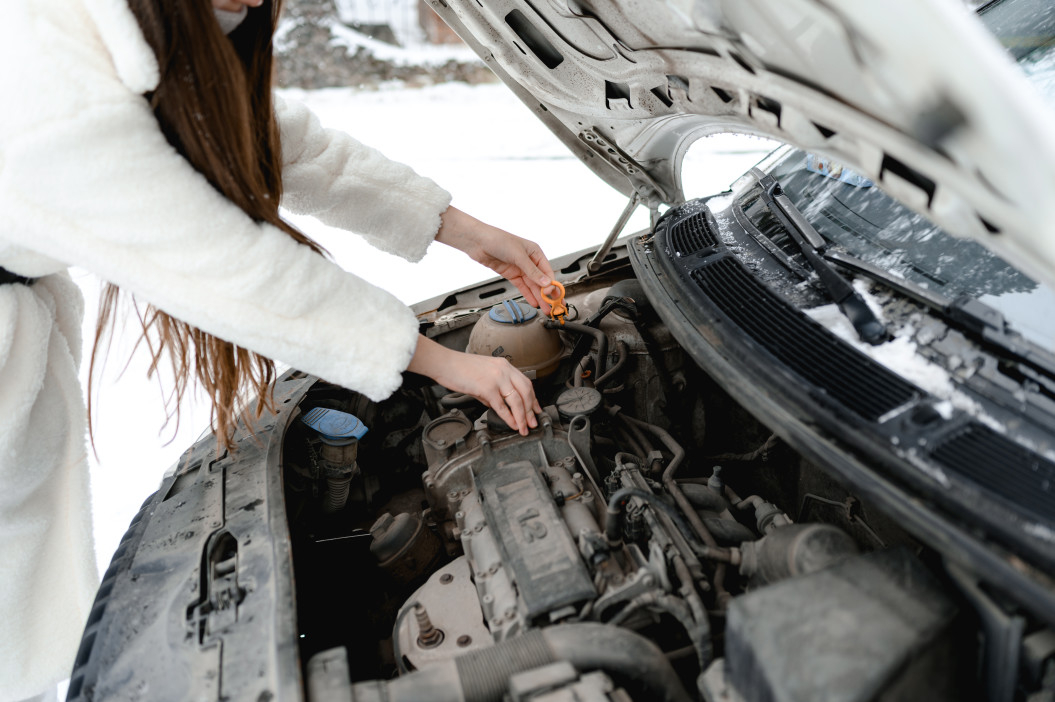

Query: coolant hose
[[621, 415, 736, 607], [546, 320, 609, 381], [351, 624, 692, 702]]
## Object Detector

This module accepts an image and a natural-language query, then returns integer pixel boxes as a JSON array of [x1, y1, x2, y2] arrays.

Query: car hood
[[432, 0, 1055, 288]]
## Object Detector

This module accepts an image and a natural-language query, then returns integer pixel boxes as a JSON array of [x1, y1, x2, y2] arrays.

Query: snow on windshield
[[1021, 48, 1055, 111]]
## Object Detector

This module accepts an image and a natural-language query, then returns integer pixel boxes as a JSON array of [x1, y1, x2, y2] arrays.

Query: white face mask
[[214, 5, 249, 35]]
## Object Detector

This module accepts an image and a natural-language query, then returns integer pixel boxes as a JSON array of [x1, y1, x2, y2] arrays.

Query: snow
[[1021, 45, 1055, 113], [325, 20, 480, 66], [279, 0, 479, 64], [80, 82, 773, 574], [1025, 522, 1055, 543], [803, 280, 982, 416]]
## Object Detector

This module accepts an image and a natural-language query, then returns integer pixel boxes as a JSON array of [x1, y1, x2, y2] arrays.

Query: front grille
[[669, 210, 720, 256], [931, 423, 1055, 526], [690, 257, 919, 421]]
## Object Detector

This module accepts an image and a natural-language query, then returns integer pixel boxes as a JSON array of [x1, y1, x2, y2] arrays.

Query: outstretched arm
[[435, 206, 556, 312]]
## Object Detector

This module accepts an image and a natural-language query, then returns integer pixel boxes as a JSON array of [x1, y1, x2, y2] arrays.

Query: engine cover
[[473, 459, 596, 620]]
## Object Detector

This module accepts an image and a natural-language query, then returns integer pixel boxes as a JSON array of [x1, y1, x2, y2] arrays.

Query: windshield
[[739, 0, 1055, 349], [981, 0, 1055, 111]]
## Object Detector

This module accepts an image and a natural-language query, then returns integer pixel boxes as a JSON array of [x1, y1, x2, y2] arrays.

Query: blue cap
[[301, 407, 369, 442], [489, 300, 538, 325]]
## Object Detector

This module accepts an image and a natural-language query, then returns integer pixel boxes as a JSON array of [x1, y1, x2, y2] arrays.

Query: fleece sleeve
[[276, 95, 452, 263], [0, 96, 420, 402]]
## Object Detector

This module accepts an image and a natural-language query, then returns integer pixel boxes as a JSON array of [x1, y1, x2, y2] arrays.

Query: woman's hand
[[408, 336, 541, 436], [436, 206, 555, 312]]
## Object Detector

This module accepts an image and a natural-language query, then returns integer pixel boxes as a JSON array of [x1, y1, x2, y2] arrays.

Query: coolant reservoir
[[466, 300, 563, 379]]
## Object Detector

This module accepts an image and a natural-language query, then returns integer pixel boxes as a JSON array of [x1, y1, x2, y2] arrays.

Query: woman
[[0, 0, 553, 698]]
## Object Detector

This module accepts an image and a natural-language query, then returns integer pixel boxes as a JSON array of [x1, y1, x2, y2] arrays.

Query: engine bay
[[276, 251, 1030, 702]]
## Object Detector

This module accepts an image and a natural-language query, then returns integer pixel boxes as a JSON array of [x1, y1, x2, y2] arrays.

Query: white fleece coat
[[0, 1, 452, 698]]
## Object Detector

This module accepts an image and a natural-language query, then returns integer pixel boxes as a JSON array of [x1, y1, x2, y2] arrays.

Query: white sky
[[78, 81, 775, 573]]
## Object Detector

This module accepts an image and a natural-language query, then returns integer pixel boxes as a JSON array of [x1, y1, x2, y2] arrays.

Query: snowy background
[[78, 8, 776, 576]]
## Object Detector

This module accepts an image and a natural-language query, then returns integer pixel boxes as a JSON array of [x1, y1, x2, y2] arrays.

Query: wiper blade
[[753, 170, 888, 345], [824, 248, 1055, 382]]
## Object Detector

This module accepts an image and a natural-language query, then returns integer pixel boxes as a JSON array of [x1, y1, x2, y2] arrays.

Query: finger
[[503, 386, 529, 435], [530, 246, 556, 281], [513, 374, 539, 429], [511, 243, 552, 290], [510, 277, 541, 309], [490, 390, 522, 434]]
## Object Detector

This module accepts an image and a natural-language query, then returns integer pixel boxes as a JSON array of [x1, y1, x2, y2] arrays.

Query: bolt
[[437, 438, 447, 447], [448, 490, 459, 500], [439, 573, 454, 585], [414, 604, 444, 648], [457, 635, 472, 647], [504, 608, 516, 620]]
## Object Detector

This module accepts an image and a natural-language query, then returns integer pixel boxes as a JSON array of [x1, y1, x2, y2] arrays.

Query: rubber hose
[[546, 320, 609, 380], [358, 624, 692, 702], [678, 483, 728, 512]]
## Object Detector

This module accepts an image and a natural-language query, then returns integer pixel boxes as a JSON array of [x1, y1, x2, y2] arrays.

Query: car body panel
[[429, 0, 1055, 288], [66, 373, 314, 702]]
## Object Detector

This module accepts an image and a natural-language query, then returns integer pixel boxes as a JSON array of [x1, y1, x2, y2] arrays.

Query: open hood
[[430, 0, 1055, 290]]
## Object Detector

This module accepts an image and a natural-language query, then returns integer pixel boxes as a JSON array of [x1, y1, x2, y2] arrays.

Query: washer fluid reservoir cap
[[489, 300, 538, 325], [302, 407, 369, 444]]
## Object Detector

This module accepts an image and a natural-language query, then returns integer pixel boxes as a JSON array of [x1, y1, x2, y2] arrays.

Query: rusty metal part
[[413, 604, 445, 648], [369, 511, 443, 585]]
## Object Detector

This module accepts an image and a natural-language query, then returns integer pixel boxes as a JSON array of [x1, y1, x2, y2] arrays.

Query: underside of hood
[[429, 0, 1055, 290]]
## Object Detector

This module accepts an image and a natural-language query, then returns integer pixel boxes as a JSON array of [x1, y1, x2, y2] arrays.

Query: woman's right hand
[[407, 335, 541, 435]]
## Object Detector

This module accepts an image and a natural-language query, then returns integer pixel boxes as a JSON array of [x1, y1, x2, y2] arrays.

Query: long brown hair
[[90, 0, 322, 451]]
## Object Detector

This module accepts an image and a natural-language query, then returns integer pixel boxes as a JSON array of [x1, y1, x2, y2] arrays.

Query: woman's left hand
[[436, 206, 555, 312]]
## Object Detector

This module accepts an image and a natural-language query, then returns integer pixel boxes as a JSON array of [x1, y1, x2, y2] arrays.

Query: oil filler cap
[[301, 407, 369, 443], [489, 300, 538, 325]]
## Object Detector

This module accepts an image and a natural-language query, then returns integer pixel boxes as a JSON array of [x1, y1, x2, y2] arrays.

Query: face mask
[[214, 5, 249, 35]]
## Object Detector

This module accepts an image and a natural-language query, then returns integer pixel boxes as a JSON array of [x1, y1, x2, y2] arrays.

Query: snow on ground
[[79, 81, 774, 573]]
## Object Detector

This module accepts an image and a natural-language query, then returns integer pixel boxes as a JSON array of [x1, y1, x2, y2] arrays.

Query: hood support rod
[[588, 192, 641, 274]]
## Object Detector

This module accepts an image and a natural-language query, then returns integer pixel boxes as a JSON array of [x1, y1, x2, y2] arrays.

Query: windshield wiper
[[824, 248, 1055, 381], [753, 169, 888, 345], [741, 170, 1055, 380]]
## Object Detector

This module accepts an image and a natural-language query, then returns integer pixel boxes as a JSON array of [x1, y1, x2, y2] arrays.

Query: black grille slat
[[669, 210, 720, 255], [932, 424, 1055, 525], [690, 257, 919, 420]]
